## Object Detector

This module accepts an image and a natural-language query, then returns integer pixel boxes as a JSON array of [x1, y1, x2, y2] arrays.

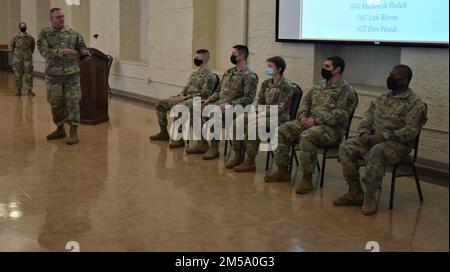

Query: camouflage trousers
[[46, 73, 81, 127], [232, 112, 281, 162], [13, 57, 33, 90], [339, 137, 410, 191], [274, 121, 340, 173], [192, 100, 239, 143], [155, 97, 194, 127]]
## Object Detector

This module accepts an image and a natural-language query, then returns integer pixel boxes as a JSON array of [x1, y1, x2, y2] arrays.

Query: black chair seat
[[397, 155, 414, 166], [268, 82, 304, 172]]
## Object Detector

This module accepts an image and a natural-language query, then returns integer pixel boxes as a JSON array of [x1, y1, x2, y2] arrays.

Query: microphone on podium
[[93, 34, 99, 47]]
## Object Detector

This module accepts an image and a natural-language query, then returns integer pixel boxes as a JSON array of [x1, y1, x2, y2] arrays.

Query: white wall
[[140, 0, 149, 62], [0, 0, 21, 46], [248, 0, 316, 91], [71, 0, 90, 45], [401, 48, 449, 164], [215, 0, 247, 71]]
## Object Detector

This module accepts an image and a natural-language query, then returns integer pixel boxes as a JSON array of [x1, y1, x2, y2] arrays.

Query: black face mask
[[20, 27, 27, 33], [321, 68, 333, 80], [387, 77, 402, 92], [194, 59, 203, 67], [230, 55, 238, 65]]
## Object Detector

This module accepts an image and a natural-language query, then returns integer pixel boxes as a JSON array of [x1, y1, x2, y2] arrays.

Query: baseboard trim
[[111, 88, 159, 108], [415, 159, 449, 187]]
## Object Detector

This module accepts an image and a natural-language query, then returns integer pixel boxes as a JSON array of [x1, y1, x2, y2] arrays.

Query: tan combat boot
[[295, 171, 314, 195], [361, 190, 378, 216], [186, 140, 209, 154], [265, 167, 291, 183], [67, 125, 79, 145], [169, 139, 185, 149], [15, 89, 22, 96], [361, 180, 379, 216], [202, 140, 220, 160], [225, 152, 244, 169], [333, 181, 365, 207], [149, 126, 170, 141], [47, 125, 66, 140], [28, 89, 36, 97], [234, 159, 256, 173]]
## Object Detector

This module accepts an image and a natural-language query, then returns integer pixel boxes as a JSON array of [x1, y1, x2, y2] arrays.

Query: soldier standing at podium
[[37, 7, 90, 145]]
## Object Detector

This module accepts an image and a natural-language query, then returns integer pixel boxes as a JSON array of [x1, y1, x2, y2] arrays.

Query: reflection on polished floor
[[0, 71, 448, 252]]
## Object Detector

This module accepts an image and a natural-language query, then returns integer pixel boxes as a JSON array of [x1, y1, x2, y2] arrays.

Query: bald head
[[388, 64, 413, 93], [393, 65, 413, 84]]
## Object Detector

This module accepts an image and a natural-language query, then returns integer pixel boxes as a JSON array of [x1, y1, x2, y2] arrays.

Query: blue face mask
[[265, 67, 275, 77]]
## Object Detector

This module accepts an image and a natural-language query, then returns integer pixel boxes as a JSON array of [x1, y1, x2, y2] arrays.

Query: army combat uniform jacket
[[209, 65, 258, 107], [37, 26, 89, 76], [298, 78, 359, 140], [358, 89, 428, 150]]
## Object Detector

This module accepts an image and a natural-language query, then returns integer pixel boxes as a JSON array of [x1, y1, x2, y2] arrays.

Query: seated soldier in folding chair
[[334, 65, 428, 216], [265, 57, 358, 196], [227, 56, 293, 173], [149, 49, 217, 149], [187, 45, 258, 160]]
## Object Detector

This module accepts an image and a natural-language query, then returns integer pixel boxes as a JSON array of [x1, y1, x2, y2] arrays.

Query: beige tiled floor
[[0, 71, 448, 252]]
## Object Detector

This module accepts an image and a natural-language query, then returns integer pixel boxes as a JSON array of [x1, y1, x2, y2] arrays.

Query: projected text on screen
[[278, 0, 449, 45]]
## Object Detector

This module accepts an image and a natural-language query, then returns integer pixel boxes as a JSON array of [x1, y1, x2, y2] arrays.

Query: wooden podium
[[79, 48, 112, 125]]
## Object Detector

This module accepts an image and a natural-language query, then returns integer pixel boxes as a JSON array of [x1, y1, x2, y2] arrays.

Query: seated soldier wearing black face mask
[[149, 49, 217, 150], [187, 45, 258, 160], [265, 56, 358, 196], [334, 65, 428, 216]]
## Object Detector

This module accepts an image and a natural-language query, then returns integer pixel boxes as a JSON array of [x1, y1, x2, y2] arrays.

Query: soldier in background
[[150, 49, 217, 150], [265, 57, 358, 196], [37, 7, 90, 145], [334, 65, 428, 216], [189, 45, 258, 160], [10, 22, 36, 97]]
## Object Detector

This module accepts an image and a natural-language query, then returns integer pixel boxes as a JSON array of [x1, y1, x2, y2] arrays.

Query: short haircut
[[326, 56, 346, 74], [19, 22, 26, 27], [50, 7, 62, 17], [393, 64, 413, 82], [266, 56, 287, 75], [196, 49, 210, 62], [233, 45, 250, 60]]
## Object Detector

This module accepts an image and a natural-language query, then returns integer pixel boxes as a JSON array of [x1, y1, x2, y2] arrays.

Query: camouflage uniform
[[274, 78, 358, 174], [155, 68, 217, 127], [37, 26, 89, 127], [10, 32, 35, 90], [205, 65, 258, 129], [200, 65, 257, 160], [339, 89, 428, 192], [233, 76, 293, 162], [208, 65, 258, 107]]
